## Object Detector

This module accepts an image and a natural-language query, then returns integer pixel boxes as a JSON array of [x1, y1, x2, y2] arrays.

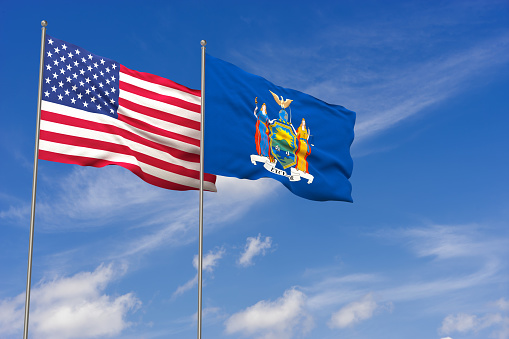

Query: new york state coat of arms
[[250, 91, 314, 184]]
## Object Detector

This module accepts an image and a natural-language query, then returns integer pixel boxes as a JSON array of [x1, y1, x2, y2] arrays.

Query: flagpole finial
[[41, 20, 47, 27], [201, 40, 207, 47]]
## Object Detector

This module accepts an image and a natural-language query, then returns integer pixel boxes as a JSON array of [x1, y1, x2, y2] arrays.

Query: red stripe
[[39, 150, 216, 191], [118, 97, 200, 131], [119, 81, 200, 113], [40, 129, 215, 182], [117, 111, 200, 147], [40, 130, 217, 182], [41, 110, 200, 163], [120, 65, 201, 97]]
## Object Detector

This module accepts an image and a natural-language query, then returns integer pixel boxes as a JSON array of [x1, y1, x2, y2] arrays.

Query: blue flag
[[204, 54, 355, 202]]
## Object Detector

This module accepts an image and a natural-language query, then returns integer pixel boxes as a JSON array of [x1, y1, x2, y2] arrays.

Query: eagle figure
[[270, 90, 293, 109]]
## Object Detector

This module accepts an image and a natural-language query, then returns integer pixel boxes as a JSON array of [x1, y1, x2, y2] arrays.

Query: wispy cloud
[[28, 166, 170, 230], [238, 234, 273, 267], [0, 203, 30, 222], [173, 247, 225, 297], [227, 3, 509, 146], [373, 224, 508, 302], [328, 293, 379, 329], [192, 247, 225, 272], [495, 298, 509, 311], [352, 34, 509, 141], [114, 176, 277, 260], [2, 166, 278, 271], [440, 301, 509, 339], [393, 223, 507, 260], [0, 264, 139, 339], [305, 223, 508, 323], [224, 288, 313, 339], [3, 165, 278, 230], [222, 222, 508, 336], [305, 274, 380, 310], [190, 307, 228, 327], [204, 176, 278, 230]]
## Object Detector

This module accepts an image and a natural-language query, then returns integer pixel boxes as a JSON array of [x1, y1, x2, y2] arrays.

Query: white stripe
[[42, 100, 116, 125], [41, 101, 200, 155], [120, 71, 201, 105], [119, 88, 201, 122], [117, 104, 200, 141], [41, 119, 200, 171], [39, 140, 216, 190]]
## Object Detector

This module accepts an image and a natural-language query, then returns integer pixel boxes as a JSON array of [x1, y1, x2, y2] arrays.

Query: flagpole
[[24, 20, 47, 339], [197, 39, 206, 339]]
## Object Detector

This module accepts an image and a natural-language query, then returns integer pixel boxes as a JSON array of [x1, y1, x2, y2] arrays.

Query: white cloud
[[328, 293, 378, 329], [0, 294, 25, 336], [238, 234, 272, 267], [224, 288, 313, 339], [205, 176, 278, 229], [441, 313, 478, 333], [305, 274, 379, 310], [173, 248, 225, 297], [193, 247, 226, 272], [495, 298, 509, 311], [173, 275, 199, 298], [0, 264, 139, 339], [440, 310, 509, 339]]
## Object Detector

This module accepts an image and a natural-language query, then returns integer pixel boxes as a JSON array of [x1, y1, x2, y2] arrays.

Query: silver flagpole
[[197, 39, 206, 339], [24, 20, 47, 339]]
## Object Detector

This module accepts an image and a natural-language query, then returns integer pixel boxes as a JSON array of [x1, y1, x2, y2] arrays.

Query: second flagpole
[[197, 39, 206, 339]]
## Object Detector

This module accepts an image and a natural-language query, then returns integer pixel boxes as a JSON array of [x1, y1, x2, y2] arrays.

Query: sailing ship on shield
[[250, 90, 314, 184]]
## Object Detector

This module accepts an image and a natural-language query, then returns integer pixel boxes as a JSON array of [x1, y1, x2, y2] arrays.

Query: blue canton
[[42, 35, 120, 119]]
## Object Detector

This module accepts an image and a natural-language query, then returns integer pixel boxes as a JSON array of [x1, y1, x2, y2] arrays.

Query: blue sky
[[1, 1, 508, 338]]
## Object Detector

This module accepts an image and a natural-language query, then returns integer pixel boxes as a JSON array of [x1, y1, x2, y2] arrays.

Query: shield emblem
[[269, 120, 297, 169]]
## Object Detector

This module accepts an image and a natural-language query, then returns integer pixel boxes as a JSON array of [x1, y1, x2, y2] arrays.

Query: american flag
[[40, 35, 216, 192]]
